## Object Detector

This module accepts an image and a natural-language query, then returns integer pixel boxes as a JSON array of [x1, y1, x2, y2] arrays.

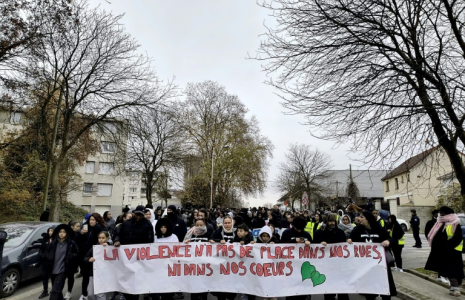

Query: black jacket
[[189, 232, 211, 243], [424, 218, 436, 239], [280, 228, 312, 243], [410, 215, 420, 229], [349, 224, 391, 244], [210, 228, 235, 243], [233, 232, 254, 245], [387, 218, 405, 247], [166, 215, 187, 242], [271, 210, 283, 228], [313, 227, 346, 244], [252, 218, 265, 229], [76, 223, 103, 258], [115, 218, 154, 245], [43, 238, 79, 275]]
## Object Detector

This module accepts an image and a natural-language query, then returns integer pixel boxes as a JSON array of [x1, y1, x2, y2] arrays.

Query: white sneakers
[[78, 295, 87, 300], [64, 292, 71, 300], [393, 267, 403, 272], [438, 276, 450, 284]]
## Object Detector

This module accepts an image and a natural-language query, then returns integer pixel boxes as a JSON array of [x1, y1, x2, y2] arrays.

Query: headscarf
[[183, 226, 208, 242], [338, 214, 354, 233], [427, 206, 460, 246]]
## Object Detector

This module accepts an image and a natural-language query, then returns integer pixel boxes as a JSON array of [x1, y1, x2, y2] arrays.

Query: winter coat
[[271, 210, 283, 228], [313, 227, 346, 244], [256, 226, 278, 244], [280, 228, 312, 243], [43, 237, 79, 275], [210, 227, 236, 243], [189, 231, 211, 243], [233, 232, 254, 245], [155, 217, 179, 242], [425, 224, 464, 283], [76, 223, 103, 259], [114, 218, 154, 245], [252, 217, 265, 229], [166, 215, 187, 242]]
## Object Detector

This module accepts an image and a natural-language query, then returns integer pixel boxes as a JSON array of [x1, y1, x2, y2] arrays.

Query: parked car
[[397, 218, 410, 232], [0, 221, 59, 298]]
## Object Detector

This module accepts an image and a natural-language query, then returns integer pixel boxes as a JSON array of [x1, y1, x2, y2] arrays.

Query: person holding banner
[[256, 226, 278, 244], [268, 223, 280, 242], [313, 214, 349, 300], [85, 231, 111, 300], [210, 215, 236, 244], [184, 217, 211, 300], [338, 215, 354, 240], [348, 211, 396, 300], [209, 216, 238, 300], [114, 205, 154, 300]]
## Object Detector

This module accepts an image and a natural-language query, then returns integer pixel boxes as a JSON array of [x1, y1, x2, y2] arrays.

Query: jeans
[[50, 272, 67, 300]]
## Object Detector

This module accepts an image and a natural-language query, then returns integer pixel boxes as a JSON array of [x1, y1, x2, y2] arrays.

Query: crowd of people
[[36, 202, 463, 300]]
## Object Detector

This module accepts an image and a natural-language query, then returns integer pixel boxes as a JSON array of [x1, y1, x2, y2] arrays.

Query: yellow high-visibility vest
[[379, 219, 385, 228], [389, 229, 405, 245], [305, 222, 315, 239], [446, 225, 463, 251]]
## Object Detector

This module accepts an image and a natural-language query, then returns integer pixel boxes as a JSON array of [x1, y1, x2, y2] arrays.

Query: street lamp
[[211, 145, 229, 209]]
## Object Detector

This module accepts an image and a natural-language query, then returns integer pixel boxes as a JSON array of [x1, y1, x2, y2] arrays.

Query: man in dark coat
[[410, 209, 421, 248], [271, 205, 283, 229], [167, 205, 188, 242], [313, 214, 349, 300], [114, 205, 154, 300]]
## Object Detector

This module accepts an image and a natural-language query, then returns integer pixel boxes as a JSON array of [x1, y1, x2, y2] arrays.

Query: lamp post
[[210, 145, 229, 209]]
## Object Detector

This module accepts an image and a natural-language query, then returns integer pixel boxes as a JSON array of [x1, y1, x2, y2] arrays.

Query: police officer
[[410, 209, 421, 248]]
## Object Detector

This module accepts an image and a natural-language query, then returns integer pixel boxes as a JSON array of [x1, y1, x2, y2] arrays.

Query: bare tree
[[180, 81, 273, 208], [275, 144, 333, 209], [257, 0, 465, 200], [126, 105, 186, 206], [20, 1, 172, 221]]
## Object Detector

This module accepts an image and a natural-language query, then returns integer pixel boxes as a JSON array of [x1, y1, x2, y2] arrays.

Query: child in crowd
[[256, 226, 278, 244], [233, 223, 254, 245], [43, 224, 79, 300], [85, 231, 112, 300]]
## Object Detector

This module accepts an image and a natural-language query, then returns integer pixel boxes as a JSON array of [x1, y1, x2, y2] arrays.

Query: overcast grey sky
[[91, 0, 360, 206]]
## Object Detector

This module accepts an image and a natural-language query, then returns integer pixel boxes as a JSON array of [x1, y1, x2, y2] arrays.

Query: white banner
[[94, 242, 390, 296]]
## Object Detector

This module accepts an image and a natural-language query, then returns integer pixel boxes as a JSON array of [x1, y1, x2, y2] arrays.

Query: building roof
[[381, 147, 439, 181]]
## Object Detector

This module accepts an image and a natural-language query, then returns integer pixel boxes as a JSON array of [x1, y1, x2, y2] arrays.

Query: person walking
[[387, 215, 405, 272], [425, 206, 464, 297], [348, 210, 397, 300], [43, 224, 79, 300], [114, 205, 154, 300], [85, 231, 112, 300], [410, 209, 422, 248], [424, 209, 449, 283], [37, 226, 55, 299]]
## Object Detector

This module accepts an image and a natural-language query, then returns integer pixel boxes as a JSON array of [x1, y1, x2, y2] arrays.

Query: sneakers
[[78, 295, 88, 300], [38, 290, 49, 299], [438, 276, 450, 284], [450, 287, 461, 296], [64, 291, 72, 300], [398, 268, 404, 272]]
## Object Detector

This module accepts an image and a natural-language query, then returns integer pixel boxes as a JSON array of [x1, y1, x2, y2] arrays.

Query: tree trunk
[[146, 173, 153, 206], [49, 160, 61, 222]]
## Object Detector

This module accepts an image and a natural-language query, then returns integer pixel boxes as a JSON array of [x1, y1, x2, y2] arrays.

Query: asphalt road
[[7, 233, 433, 300]]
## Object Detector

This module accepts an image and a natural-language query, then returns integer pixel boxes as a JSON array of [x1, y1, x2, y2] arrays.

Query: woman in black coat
[[252, 212, 266, 229], [425, 206, 464, 296], [348, 210, 396, 300]]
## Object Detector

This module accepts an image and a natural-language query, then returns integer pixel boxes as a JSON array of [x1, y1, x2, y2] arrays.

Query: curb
[[404, 269, 465, 296], [396, 284, 434, 300]]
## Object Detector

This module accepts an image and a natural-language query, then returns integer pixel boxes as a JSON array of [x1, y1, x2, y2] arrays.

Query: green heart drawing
[[310, 271, 326, 287], [301, 261, 326, 287]]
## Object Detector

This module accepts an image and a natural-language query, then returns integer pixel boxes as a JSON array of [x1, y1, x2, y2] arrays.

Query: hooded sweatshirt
[[256, 226, 278, 244], [155, 217, 179, 242]]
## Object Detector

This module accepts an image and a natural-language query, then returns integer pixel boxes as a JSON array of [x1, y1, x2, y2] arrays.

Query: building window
[[99, 162, 114, 175], [130, 187, 137, 193], [85, 161, 95, 174], [141, 188, 146, 194], [407, 173, 410, 182], [9, 112, 21, 124], [83, 183, 93, 194], [101, 141, 116, 153], [97, 183, 113, 196], [401, 176, 404, 183], [385, 181, 390, 192], [395, 178, 399, 190]]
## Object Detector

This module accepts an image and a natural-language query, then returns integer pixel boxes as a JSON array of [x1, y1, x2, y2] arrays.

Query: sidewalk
[[393, 270, 465, 300]]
